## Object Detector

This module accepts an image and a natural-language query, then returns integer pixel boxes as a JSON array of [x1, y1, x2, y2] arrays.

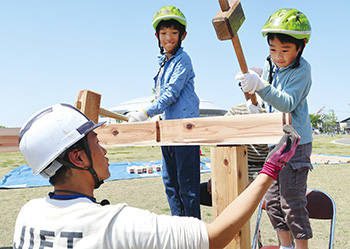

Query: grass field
[[0, 134, 349, 248]]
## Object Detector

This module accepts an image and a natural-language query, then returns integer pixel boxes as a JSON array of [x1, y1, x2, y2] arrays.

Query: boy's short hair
[[156, 19, 186, 35], [156, 19, 186, 55], [267, 33, 304, 50], [267, 33, 305, 68]]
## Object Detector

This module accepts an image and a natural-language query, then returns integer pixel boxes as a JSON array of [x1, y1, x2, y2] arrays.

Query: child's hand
[[235, 70, 268, 94], [246, 99, 264, 114], [260, 125, 300, 180], [126, 110, 149, 122]]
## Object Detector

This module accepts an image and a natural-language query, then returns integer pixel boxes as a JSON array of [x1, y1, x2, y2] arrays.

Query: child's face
[[156, 26, 186, 56], [269, 36, 301, 68]]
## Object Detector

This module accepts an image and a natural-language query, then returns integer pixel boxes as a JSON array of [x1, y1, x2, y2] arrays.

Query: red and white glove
[[260, 125, 300, 180], [127, 110, 149, 122], [236, 69, 268, 94]]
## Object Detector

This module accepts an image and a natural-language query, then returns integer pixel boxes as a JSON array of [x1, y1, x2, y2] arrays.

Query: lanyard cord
[[49, 190, 96, 202], [48, 190, 110, 206], [269, 67, 279, 113]]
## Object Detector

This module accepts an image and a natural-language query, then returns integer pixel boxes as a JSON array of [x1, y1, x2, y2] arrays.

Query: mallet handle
[[231, 35, 248, 73], [99, 108, 129, 122], [218, 0, 258, 106], [219, 0, 230, 11], [231, 35, 258, 105]]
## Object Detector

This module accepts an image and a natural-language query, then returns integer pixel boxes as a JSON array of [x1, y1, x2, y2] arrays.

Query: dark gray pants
[[265, 143, 313, 240]]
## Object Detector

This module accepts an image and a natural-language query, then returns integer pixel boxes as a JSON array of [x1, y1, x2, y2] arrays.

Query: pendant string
[[49, 190, 110, 206]]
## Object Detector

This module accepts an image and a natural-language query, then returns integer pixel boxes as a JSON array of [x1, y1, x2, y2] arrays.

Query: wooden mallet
[[74, 89, 129, 123], [213, 0, 258, 106]]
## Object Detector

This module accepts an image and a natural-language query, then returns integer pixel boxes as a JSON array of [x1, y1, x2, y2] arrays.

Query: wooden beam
[[0, 128, 20, 153], [211, 146, 250, 249], [95, 113, 284, 146], [95, 121, 157, 147]]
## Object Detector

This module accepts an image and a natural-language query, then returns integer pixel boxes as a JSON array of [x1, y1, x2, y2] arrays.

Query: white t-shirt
[[13, 197, 209, 249]]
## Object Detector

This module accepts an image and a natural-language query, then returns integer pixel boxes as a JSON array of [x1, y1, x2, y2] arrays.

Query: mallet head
[[212, 0, 245, 41]]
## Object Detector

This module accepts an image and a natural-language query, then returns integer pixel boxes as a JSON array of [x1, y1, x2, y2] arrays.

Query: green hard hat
[[262, 8, 311, 43], [152, 5, 187, 30]]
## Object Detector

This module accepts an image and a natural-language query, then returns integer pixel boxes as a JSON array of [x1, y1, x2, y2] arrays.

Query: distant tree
[[321, 111, 337, 133], [309, 114, 323, 128], [0, 125, 5, 128]]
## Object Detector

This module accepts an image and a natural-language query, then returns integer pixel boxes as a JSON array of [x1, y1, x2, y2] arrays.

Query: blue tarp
[[0, 159, 211, 189], [2, 154, 349, 189]]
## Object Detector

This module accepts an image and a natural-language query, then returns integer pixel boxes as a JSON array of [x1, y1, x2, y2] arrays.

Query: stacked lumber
[[126, 165, 162, 174], [0, 128, 20, 153]]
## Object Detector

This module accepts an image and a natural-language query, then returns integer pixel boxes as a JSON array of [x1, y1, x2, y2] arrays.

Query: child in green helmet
[[127, 6, 201, 219], [236, 8, 313, 249]]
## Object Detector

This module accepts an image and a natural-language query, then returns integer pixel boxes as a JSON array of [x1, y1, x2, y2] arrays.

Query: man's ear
[[68, 149, 88, 169], [181, 31, 187, 41], [155, 32, 159, 39]]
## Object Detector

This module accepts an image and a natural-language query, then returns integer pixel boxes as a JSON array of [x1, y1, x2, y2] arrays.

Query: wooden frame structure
[[75, 89, 286, 249]]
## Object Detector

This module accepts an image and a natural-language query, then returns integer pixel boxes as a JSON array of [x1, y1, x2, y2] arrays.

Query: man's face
[[87, 131, 110, 181]]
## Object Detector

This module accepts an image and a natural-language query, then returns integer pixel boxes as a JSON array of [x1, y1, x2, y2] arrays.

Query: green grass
[[0, 135, 349, 248]]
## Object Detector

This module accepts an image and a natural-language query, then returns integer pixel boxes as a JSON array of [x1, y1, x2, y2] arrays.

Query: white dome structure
[[100, 96, 227, 123]]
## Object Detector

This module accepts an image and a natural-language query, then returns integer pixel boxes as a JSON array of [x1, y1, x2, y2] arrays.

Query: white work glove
[[127, 110, 149, 122], [235, 69, 268, 94], [246, 99, 264, 114]]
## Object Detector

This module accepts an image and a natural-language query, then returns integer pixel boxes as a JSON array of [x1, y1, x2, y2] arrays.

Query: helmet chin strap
[[291, 40, 305, 69], [56, 136, 104, 189], [81, 137, 104, 189]]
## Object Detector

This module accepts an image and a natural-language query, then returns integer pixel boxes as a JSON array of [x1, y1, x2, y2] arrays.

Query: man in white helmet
[[14, 103, 300, 249]]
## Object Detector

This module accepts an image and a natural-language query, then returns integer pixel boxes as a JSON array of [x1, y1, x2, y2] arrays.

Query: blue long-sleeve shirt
[[144, 47, 199, 120], [258, 57, 313, 145]]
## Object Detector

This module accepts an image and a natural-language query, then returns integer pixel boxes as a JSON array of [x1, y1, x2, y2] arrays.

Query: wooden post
[[211, 145, 250, 249], [75, 90, 289, 248]]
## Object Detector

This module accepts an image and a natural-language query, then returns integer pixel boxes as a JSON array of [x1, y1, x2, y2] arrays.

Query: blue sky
[[1, 0, 349, 127]]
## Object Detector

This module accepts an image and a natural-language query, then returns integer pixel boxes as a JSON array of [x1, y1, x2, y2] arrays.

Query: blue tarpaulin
[[2, 154, 349, 189], [0, 159, 211, 189]]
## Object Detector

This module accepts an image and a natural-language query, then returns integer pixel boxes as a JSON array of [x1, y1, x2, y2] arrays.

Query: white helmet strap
[[40, 160, 63, 179]]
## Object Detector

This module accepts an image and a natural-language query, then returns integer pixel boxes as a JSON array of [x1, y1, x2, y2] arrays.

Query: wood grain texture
[[213, 0, 244, 41], [95, 121, 157, 147], [158, 113, 284, 145], [75, 89, 101, 124], [95, 113, 284, 147], [211, 146, 250, 249], [0, 128, 20, 152]]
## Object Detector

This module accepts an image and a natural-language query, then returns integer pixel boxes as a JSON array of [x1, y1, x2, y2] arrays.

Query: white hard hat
[[19, 103, 105, 178]]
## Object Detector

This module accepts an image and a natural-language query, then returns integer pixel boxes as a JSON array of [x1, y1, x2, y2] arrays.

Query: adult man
[[14, 103, 299, 249]]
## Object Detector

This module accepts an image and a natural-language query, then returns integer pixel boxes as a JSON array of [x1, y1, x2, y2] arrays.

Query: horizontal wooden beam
[[0, 128, 20, 153], [95, 121, 157, 147], [95, 112, 284, 147]]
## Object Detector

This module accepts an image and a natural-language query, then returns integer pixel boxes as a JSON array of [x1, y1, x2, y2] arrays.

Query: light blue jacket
[[258, 57, 313, 145], [145, 47, 200, 120]]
